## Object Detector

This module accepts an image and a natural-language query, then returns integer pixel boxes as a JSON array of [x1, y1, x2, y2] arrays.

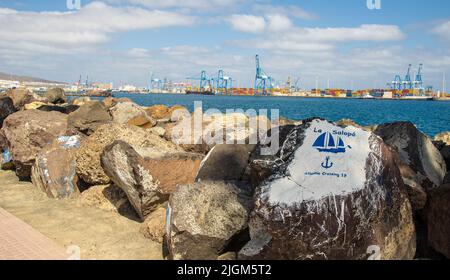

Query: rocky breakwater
[[1, 93, 449, 260]]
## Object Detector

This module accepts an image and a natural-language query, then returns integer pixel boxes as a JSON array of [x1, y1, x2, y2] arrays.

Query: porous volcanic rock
[[0, 96, 16, 128], [1, 110, 68, 177], [167, 181, 252, 260], [374, 122, 447, 210], [100, 140, 202, 219], [31, 135, 81, 199], [68, 101, 112, 135], [43, 88, 67, 104], [238, 118, 416, 260], [76, 123, 180, 185]]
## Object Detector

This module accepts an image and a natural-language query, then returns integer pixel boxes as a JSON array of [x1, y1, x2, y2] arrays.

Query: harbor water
[[113, 93, 450, 136]]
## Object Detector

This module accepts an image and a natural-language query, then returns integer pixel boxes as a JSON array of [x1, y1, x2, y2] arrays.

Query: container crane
[[413, 63, 423, 90], [254, 55, 273, 96], [391, 75, 402, 90], [187, 71, 213, 93], [150, 73, 163, 92], [402, 64, 412, 90], [213, 69, 233, 95]]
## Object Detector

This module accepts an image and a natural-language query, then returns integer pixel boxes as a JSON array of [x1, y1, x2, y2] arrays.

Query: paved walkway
[[0, 207, 69, 260]]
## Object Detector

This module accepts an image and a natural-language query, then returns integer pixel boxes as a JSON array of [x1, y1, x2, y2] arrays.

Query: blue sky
[[0, 0, 450, 90]]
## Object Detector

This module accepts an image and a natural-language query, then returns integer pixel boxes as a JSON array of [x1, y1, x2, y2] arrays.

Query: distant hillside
[[0, 72, 66, 84]]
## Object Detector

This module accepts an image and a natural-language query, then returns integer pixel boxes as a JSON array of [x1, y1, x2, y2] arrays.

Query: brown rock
[[1, 110, 68, 177], [68, 101, 112, 135], [100, 140, 201, 219], [425, 184, 450, 258], [76, 123, 180, 185], [31, 136, 81, 199], [140, 207, 167, 243]]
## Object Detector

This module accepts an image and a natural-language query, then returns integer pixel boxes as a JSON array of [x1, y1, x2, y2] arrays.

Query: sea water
[[112, 93, 450, 136]]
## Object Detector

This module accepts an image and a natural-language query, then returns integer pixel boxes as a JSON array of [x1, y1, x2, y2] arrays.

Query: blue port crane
[[254, 55, 273, 96], [187, 70, 213, 92], [150, 73, 163, 92], [402, 64, 412, 90], [391, 75, 402, 90], [212, 69, 233, 95], [413, 63, 423, 90]]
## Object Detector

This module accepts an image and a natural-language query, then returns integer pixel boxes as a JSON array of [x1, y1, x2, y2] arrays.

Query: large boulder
[[1, 110, 68, 177], [425, 184, 450, 258], [167, 181, 252, 260], [109, 102, 156, 128], [100, 140, 202, 219], [239, 118, 416, 260], [6, 88, 47, 109], [0, 96, 16, 128], [31, 135, 81, 199], [68, 101, 112, 135], [43, 88, 67, 104], [76, 123, 180, 185], [374, 122, 447, 210], [195, 144, 255, 182]]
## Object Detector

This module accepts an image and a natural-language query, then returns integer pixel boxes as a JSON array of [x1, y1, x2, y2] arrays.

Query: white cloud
[[432, 20, 450, 41], [226, 14, 266, 33], [0, 1, 195, 54], [252, 4, 317, 20], [266, 14, 293, 32], [103, 0, 245, 10]]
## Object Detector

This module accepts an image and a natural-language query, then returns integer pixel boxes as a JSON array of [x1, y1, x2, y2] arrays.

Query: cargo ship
[[186, 90, 214, 96]]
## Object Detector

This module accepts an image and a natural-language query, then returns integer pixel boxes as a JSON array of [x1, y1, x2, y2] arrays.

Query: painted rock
[[374, 122, 447, 210], [31, 135, 81, 199], [100, 140, 202, 220], [167, 181, 252, 260], [239, 118, 416, 260]]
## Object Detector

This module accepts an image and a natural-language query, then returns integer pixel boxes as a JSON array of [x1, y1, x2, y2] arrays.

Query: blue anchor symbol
[[321, 156, 333, 169]]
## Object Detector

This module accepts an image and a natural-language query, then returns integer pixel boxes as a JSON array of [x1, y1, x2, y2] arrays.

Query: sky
[[0, 0, 450, 90]]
